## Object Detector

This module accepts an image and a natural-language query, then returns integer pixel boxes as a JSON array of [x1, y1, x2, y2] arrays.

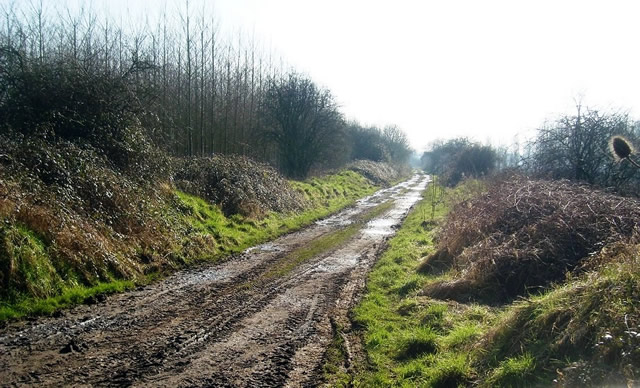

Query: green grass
[[260, 200, 394, 282], [174, 170, 381, 264], [478, 247, 640, 385], [0, 223, 66, 301], [0, 280, 135, 320], [484, 354, 536, 388], [262, 223, 361, 281]]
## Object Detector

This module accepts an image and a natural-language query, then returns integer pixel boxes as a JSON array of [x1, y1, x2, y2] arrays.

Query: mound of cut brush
[[346, 160, 401, 186], [421, 174, 640, 303], [174, 155, 307, 218]]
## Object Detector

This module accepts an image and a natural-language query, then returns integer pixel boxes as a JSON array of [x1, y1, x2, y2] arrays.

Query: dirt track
[[0, 174, 429, 387]]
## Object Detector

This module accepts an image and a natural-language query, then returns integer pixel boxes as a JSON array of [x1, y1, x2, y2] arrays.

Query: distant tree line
[[0, 3, 411, 178], [422, 103, 640, 194], [421, 138, 503, 186]]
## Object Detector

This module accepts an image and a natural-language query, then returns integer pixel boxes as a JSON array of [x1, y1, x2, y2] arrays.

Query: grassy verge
[[174, 170, 380, 262], [0, 170, 381, 321], [0, 280, 136, 321], [333, 177, 640, 387]]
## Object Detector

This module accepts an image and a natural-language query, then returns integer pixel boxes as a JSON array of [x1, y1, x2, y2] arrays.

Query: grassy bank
[[334, 176, 640, 387], [0, 169, 384, 321]]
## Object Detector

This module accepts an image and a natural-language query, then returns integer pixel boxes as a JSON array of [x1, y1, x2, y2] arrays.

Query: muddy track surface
[[0, 174, 429, 387]]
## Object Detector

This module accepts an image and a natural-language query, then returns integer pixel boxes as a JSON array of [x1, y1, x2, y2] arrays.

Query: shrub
[[346, 160, 400, 186]]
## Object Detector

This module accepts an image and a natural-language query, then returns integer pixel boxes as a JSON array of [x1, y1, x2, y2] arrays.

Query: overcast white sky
[[29, 0, 640, 150]]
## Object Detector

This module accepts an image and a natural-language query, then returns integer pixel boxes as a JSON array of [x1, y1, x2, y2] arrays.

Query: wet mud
[[0, 174, 429, 387]]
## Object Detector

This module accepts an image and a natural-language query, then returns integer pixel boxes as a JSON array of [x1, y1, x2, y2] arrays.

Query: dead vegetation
[[421, 173, 640, 303], [346, 160, 401, 186], [174, 156, 307, 217], [0, 135, 177, 300]]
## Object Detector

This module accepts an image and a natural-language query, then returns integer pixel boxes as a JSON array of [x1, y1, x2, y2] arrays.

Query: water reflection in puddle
[[362, 175, 430, 237], [312, 253, 360, 273], [245, 242, 284, 253]]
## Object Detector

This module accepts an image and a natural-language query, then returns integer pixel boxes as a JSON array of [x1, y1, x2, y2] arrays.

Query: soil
[[0, 174, 429, 387]]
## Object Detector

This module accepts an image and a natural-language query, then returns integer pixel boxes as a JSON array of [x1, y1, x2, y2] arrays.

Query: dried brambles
[[422, 174, 640, 303], [347, 160, 400, 186], [174, 156, 307, 217]]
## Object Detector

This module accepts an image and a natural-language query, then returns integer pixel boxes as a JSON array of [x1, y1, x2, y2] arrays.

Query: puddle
[[245, 243, 284, 253], [315, 174, 429, 229], [362, 175, 430, 237], [311, 253, 360, 273], [364, 218, 397, 236]]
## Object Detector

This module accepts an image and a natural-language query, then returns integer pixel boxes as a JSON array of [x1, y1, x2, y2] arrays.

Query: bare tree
[[382, 125, 411, 164], [526, 104, 637, 190], [261, 73, 344, 178]]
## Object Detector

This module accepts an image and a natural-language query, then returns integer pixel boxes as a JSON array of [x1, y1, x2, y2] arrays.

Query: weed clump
[[484, 354, 537, 387], [423, 174, 640, 303]]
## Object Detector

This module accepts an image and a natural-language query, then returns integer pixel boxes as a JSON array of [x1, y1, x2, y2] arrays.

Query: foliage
[[480, 243, 640, 386], [347, 123, 389, 162], [0, 132, 390, 319], [0, 3, 410, 179], [347, 185, 479, 386], [381, 125, 412, 165], [346, 122, 413, 167], [0, 47, 160, 174], [335, 176, 640, 387]]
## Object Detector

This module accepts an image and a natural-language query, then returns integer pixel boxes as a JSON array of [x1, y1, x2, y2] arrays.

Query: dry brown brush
[[346, 160, 401, 186], [0, 135, 179, 300], [174, 156, 306, 218], [422, 174, 640, 303]]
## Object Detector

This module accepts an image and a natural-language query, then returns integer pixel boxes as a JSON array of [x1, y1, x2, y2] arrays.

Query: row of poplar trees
[[0, 2, 411, 178]]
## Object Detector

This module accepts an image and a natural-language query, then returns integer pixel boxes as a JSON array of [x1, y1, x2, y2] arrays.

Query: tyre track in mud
[[0, 174, 429, 387]]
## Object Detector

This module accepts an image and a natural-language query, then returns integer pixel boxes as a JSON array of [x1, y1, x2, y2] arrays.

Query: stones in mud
[[60, 338, 88, 354]]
